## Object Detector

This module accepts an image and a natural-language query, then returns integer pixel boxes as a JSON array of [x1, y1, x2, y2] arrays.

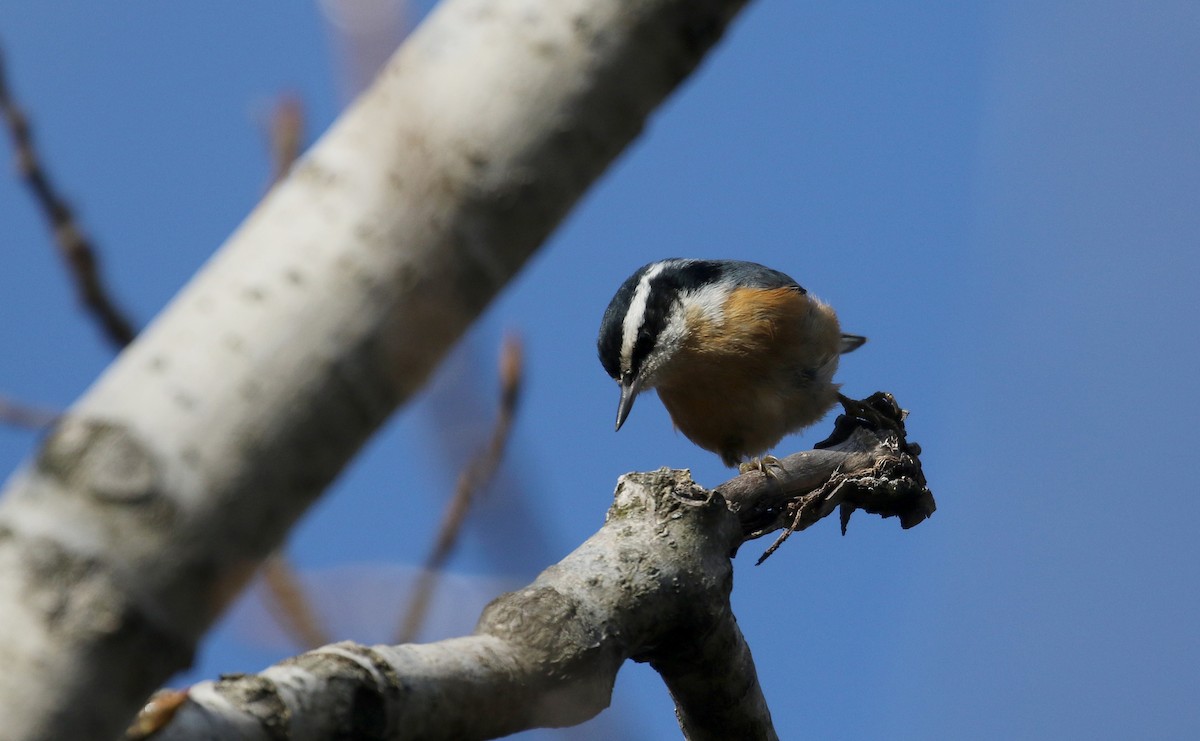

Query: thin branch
[[258, 554, 332, 651], [714, 392, 935, 563], [0, 394, 59, 429], [125, 689, 188, 741], [266, 94, 304, 185], [396, 333, 524, 643], [0, 47, 137, 349]]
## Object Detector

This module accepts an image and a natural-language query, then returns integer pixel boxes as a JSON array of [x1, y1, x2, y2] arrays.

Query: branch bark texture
[[0, 1, 751, 738], [138, 400, 933, 740], [147, 469, 762, 741]]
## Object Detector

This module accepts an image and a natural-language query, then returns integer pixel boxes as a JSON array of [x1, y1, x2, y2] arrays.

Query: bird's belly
[[657, 375, 837, 465]]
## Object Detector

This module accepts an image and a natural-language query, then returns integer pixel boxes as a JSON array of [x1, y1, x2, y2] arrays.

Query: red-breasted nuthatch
[[597, 258, 866, 467]]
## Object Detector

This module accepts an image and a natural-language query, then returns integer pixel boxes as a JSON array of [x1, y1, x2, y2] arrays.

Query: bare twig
[[395, 333, 524, 644], [712, 392, 935, 564], [752, 472, 851, 565], [0, 47, 137, 349], [125, 689, 188, 741], [0, 394, 59, 429], [258, 554, 332, 651], [266, 94, 304, 185]]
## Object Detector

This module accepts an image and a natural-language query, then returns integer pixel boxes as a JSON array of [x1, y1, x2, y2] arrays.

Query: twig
[[712, 392, 936, 564], [266, 94, 304, 185], [125, 689, 188, 741], [259, 553, 332, 650], [395, 333, 523, 643], [0, 47, 137, 349], [0, 394, 59, 429], [753, 472, 850, 565]]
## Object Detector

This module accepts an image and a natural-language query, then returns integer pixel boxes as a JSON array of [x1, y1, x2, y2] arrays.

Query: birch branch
[[132, 397, 933, 740], [0, 1, 751, 738]]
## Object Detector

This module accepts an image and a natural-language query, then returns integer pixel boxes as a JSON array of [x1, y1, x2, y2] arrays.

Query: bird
[[597, 258, 865, 468]]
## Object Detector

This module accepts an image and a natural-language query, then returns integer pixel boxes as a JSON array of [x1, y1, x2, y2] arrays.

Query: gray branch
[[140, 398, 933, 740]]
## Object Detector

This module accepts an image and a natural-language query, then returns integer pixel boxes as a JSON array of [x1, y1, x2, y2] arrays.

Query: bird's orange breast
[[654, 286, 843, 465]]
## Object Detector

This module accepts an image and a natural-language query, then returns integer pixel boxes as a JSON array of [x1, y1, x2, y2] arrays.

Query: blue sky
[[2, 2, 1197, 739]]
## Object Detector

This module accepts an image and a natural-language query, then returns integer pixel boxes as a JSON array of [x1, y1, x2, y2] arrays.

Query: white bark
[[0, 0, 751, 738]]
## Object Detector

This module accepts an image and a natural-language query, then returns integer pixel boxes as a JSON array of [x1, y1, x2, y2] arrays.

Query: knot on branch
[[36, 417, 164, 507], [608, 467, 716, 518], [470, 468, 744, 727], [477, 469, 737, 665]]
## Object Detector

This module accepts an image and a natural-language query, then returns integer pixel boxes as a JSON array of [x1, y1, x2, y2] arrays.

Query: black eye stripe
[[628, 261, 723, 377]]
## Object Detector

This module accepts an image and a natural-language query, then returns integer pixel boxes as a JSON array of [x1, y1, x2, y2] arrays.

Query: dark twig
[[0, 47, 137, 349], [395, 333, 524, 644], [0, 394, 59, 429], [752, 472, 851, 565]]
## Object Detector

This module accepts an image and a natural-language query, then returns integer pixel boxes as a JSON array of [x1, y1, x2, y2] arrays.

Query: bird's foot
[[739, 455, 785, 478]]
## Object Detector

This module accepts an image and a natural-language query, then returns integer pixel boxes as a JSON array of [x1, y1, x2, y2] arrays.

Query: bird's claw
[[739, 455, 785, 478]]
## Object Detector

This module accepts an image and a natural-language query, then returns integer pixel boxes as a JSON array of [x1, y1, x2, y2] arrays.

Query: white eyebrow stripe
[[620, 260, 669, 374]]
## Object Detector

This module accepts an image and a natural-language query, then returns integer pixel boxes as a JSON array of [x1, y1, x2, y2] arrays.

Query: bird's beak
[[615, 377, 640, 431]]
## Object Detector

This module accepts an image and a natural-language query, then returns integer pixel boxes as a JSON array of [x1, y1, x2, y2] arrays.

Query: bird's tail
[[840, 334, 867, 354]]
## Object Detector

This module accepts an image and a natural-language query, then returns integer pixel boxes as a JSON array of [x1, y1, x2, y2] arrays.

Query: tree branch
[[257, 553, 333, 651], [396, 333, 523, 644], [0, 1, 754, 737], [718, 392, 934, 562], [134, 396, 933, 740]]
